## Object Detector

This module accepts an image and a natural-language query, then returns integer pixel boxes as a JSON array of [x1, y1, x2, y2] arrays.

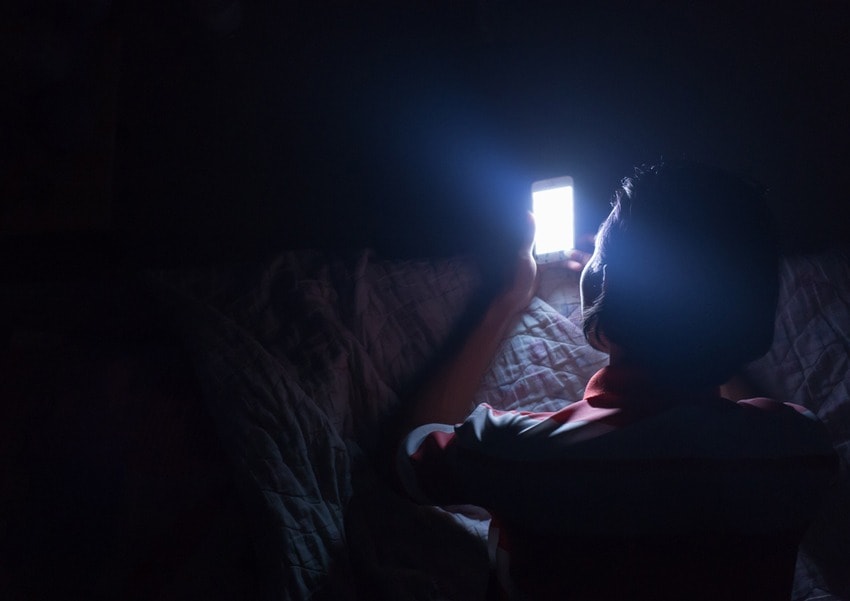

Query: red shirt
[[397, 366, 837, 600]]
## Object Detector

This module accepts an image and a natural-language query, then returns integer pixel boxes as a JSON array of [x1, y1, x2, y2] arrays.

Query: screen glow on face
[[533, 184, 574, 255]]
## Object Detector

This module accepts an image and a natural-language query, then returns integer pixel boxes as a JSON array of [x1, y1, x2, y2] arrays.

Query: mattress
[[148, 248, 848, 600]]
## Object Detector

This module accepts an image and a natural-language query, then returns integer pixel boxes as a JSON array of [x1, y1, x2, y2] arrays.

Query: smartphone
[[532, 175, 575, 264]]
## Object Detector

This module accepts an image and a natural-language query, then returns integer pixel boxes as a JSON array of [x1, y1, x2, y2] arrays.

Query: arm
[[403, 219, 539, 430], [400, 214, 592, 431], [404, 290, 529, 429]]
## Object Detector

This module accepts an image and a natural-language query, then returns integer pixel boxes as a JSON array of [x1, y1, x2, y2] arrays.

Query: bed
[[1, 246, 848, 600]]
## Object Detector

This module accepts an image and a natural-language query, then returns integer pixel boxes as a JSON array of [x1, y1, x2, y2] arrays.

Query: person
[[393, 162, 838, 600]]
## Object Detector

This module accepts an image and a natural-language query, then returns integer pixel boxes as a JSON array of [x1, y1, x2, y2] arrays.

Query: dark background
[[3, 0, 850, 275], [2, 5, 849, 596]]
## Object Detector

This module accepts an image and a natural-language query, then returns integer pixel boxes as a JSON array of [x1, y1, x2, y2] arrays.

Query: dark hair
[[581, 161, 779, 388]]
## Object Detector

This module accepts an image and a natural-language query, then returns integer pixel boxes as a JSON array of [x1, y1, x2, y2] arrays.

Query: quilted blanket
[[147, 248, 849, 600], [746, 252, 850, 601]]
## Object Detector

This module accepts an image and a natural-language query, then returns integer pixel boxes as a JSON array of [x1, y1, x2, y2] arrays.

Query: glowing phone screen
[[532, 178, 574, 258]]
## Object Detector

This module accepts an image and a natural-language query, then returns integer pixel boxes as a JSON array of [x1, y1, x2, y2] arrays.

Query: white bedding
[[151, 248, 849, 600]]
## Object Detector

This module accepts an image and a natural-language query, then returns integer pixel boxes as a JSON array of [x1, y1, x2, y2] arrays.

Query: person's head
[[580, 161, 779, 389]]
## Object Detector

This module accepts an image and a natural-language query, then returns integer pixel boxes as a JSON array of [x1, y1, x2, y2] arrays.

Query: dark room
[[2, 1, 849, 599]]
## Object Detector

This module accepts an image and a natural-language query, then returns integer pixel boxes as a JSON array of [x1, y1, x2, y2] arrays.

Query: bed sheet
[[150, 248, 849, 600]]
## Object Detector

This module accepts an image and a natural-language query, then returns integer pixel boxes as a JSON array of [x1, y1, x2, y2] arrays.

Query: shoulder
[[452, 401, 633, 460], [396, 400, 621, 493], [736, 396, 809, 413], [729, 396, 835, 459]]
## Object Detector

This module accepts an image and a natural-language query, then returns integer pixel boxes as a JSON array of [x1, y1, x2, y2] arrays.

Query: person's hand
[[496, 218, 596, 315], [497, 211, 538, 315], [533, 232, 596, 305], [562, 233, 596, 272]]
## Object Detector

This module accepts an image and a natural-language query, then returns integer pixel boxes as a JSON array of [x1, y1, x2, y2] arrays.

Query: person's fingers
[[566, 249, 591, 270], [535, 249, 589, 273]]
